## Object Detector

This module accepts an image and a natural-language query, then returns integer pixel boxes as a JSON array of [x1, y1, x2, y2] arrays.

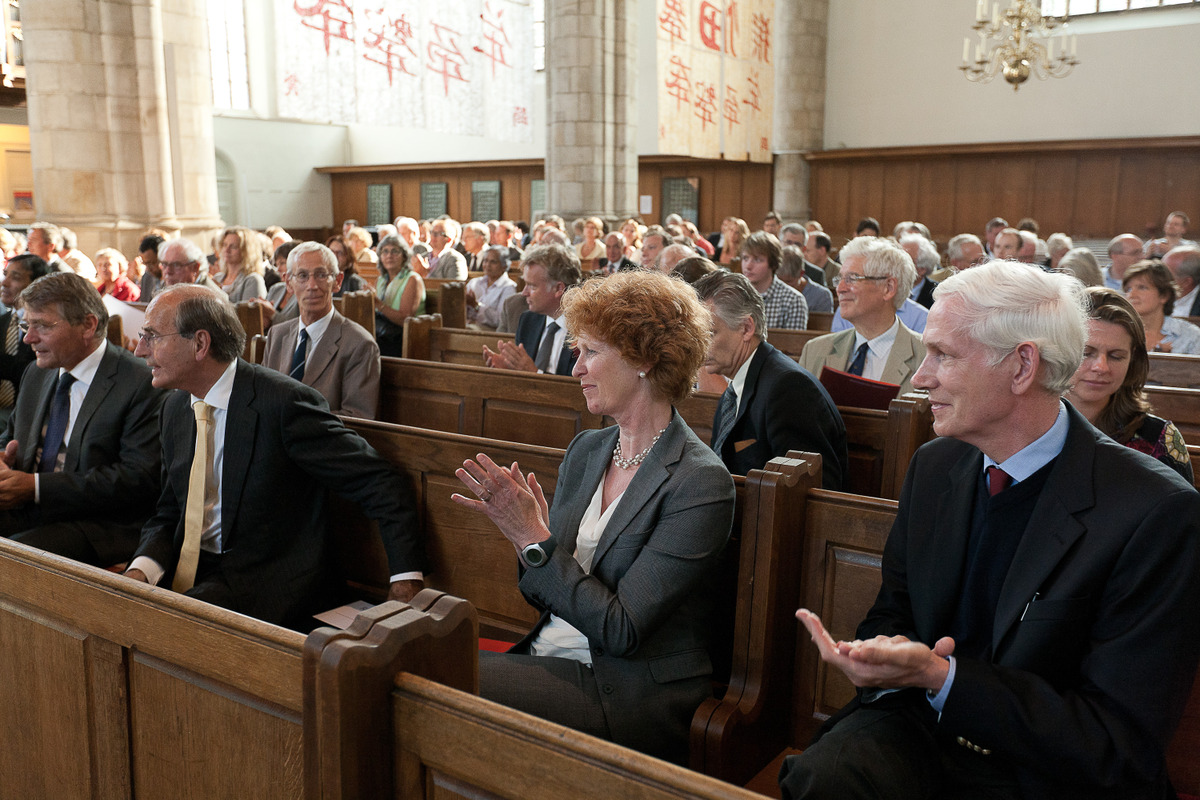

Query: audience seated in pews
[[1123, 260, 1200, 354], [0, 254, 47, 427], [784, 260, 1200, 800], [464, 245, 517, 331], [262, 241, 380, 419], [801, 237, 924, 396], [1065, 287, 1193, 482], [453, 269, 735, 766], [483, 243, 581, 375], [694, 270, 847, 489], [214, 226, 268, 302], [0, 272, 164, 565], [373, 234, 426, 357], [125, 284, 425, 629]]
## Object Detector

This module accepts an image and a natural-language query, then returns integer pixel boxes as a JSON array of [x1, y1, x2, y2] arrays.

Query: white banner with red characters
[[655, 0, 774, 163], [279, 0, 534, 142]]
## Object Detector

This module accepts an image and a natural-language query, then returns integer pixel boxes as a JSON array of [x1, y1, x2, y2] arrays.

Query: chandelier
[[960, 0, 1079, 90]]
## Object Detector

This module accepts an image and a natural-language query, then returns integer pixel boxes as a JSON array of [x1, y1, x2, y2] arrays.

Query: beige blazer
[[798, 321, 924, 395]]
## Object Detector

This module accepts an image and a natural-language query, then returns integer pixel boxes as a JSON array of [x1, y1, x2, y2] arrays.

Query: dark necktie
[[0, 316, 18, 408], [711, 385, 738, 454], [846, 341, 870, 376], [534, 321, 560, 373], [40, 372, 77, 472], [289, 329, 309, 380], [986, 465, 1012, 497]]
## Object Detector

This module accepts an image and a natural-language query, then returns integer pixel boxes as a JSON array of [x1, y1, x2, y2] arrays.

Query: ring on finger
[[479, 489, 493, 502]]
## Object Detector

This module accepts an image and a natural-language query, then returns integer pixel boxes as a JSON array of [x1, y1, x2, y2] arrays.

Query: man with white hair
[[657, 243, 693, 274], [460, 221, 489, 272], [1104, 234, 1144, 291], [933, 233, 986, 281], [800, 237, 924, 395], [780, 223, 828, 286], [1163, 246, 1200, 318], [426, 218, 468, 280], [783, 260, 1200, 800], [600, 232, 637, 273], [900, 234, 940, 309], [1016, 230, 1039, 264], [159, 238, 222, 293]]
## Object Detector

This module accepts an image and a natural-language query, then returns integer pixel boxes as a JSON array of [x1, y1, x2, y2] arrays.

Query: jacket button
[[602, 684, 614, 694]]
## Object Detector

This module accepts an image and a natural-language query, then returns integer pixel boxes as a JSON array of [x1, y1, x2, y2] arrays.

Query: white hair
[[933, 260, 1087, 394], [947, 233, 983, 262], [899, 233, 940, 277], [839, 236, 917, 310]]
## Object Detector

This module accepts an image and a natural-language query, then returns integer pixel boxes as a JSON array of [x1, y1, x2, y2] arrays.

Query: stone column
[[22, 0, 222, 256], [772, 0, 827, 222], [544, 0, 639, 228]]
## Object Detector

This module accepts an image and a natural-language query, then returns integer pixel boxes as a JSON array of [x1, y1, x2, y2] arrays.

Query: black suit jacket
[[712, 341, 848, 490], [913, 277, 938, 309], [0, 310, 34, 395], [803, 260, 827, 287], [598, 256, 639, 273], [857, 405, 1200, 797], [515, 310, 578, 376], [1188, 291, 1200, 317], [132, 360, 425, 627], [0, 342, 164, 561]]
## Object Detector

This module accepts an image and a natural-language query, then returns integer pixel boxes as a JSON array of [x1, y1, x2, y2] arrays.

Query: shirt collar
[[853, 317, 900, 356], [61, 340, 107, 386], [728, 344, 755, 406], [983, 400, 1069, 484], [300, 306, 335, 340], [193, 359, 238, 412]]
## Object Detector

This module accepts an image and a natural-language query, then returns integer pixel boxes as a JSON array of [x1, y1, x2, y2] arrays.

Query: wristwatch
[[521, 542, 549, 568]]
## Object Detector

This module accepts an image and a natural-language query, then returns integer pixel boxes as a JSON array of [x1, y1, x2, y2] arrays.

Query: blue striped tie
[[289, 329, 309, 380]]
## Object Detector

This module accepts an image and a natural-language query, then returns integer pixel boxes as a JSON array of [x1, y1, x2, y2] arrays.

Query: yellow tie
[[173, 400, 211, 593]]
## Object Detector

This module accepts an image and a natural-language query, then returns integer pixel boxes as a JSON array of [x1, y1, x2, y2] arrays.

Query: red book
[[818, 366, 900, 410]]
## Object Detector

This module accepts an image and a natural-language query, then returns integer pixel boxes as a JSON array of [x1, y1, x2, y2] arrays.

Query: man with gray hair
[[26, 222, 70, 273], [261, 241, 380, 419], [780, 223, 828, 286], [782, 260, 1200, 800], [0, 272, 163, 565], [126, 284, 426, 628], [899, 233, 940, 308], [694, 270, 847, 490], [484, 243, 582, 375], [934, 233, 985, 281], [426, 217, 467, 280], [460, 221, 490, 272], [1104, 234, 1144, 291], [657, 243, 694, 274], [1163, 245, 1200, 318], [58, 227, 97, 281], [801, 237, 925, 395], [160, 237, 223, 293]]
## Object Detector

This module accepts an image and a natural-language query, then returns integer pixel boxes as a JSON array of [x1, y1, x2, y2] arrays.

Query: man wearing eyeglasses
[[1103, 234, 1145, 292], [261, 242, 380, 419], [158, 237, 223, 294], [0, 254, 50, 428], [800, 237, 925, 396], [425, 218, 468, 280], [0, 272, 163, 565]]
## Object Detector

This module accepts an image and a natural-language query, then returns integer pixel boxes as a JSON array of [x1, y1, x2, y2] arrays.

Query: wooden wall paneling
[[915, 159, 958, 244], [811, 162, 852, 241], [637, 163, 661, 225], [950, 157, 996, 238], [1072, 153, 1122, 239], [1160, 153, 1200, 234], [1029, 154, 1079, 236], [993, 155, 1038, 226], [881, 161, 919, 233], [1116, 153, 1167, 239], [848, 162, 886, 232]]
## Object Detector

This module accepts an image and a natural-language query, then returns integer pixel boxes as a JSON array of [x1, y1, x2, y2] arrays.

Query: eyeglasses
[[289, 270, 335, 284], [137, 329, 188, 345], [161, 260, 198, 271], [832, 274, 890, 288], [18, 319, 64, 336]]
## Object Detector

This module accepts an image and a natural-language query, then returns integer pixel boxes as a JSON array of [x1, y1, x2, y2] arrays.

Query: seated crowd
[[0, 206, 1197, 795]]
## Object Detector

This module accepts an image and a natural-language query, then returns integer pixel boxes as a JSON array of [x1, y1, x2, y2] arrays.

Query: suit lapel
[[729, 342, 770, 435], [23, 369, 58, 472], [64, 343, 116, 470], [590, 416, 683, 570], [557, 427, 617, 557], [303, 315, 340, 384], [828, 330, 856, 371], [912, 447, 980, 638], [221, 361, 258, 546], [879, 327, 922, 388], [991, 412, 1093, 653]]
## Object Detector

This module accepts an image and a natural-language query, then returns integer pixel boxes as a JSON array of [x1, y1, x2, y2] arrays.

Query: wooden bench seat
[[423, 279, 467, 328], [1144, 385, 1200, 442]]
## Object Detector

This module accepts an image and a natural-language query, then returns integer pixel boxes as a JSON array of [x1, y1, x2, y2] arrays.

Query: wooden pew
[[1144, 385, 1200, 442], [423, 279, 467, 328], [766, 327, 826, 361], [1148, 352, 1200, 389], [807, 311, 833, 331], [402, 314, 513, 364], [235, 300, 264, 360], [333, 288, 375, 337]]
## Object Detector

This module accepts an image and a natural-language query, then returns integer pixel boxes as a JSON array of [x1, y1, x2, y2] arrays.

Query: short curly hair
[[561, 270, 711, 405]]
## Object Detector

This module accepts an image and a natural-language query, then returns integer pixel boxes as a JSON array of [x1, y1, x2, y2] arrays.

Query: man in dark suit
[[0, 254, 50, 428], [262, 242, 380, 419], [483, 243, 582, 376], [901, 233, 940, 309], [0, 272, 163, 564], [125, 284, 426, 629], [694, 271, 847, 490], [1164, 246, 1200, 317], [781, 223, 828, 287], [598, 232, 638, 273], [782, 261, 1200, 799]]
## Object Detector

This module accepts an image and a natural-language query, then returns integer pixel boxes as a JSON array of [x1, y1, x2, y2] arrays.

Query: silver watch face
[[523, 543, 546, 566]]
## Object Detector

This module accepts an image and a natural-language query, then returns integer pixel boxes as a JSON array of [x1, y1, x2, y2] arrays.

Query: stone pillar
[[544, 0, 639, 228], [772, 0, 828, 222], [22, 0, 222, 256]]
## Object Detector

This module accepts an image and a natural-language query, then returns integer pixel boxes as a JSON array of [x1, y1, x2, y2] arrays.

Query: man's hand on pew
[[124, 568, 149, 583], [388, 579, 424, 604], [0, 443, 33, 508], [452, 453, 551, 550], [482, 340, 536, 372], [796, 608, 953, 693]]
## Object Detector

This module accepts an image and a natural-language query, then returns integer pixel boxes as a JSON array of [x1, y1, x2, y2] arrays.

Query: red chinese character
[[761, 136, 769, 151], [362, 10, 417, 85], [742, 71, 762, 112], [664, 55, 692, 111], [513, 106, 529, 125], [723, 85, 740, 127], [658, 0, 686, 44], [698, 1, 737, 54], [285, 73, 301, 97], [750, 13, 770, 63], [694, 81, 717, 131], [427, 21, 469, 96], [473, 1, 513, 78], [294, 0, 355, 56]]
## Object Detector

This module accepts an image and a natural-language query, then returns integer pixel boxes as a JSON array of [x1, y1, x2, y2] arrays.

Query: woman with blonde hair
[[214, 226, 267, 302]]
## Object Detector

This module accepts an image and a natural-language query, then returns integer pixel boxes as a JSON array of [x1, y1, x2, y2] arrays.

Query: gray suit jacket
[[512, 412, 735, 764], [798, 321, 924, 395], [261, 311, 380, 419], [427, 248, 467, 280]]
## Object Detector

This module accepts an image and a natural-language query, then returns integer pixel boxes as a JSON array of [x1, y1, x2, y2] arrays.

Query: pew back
[[1144, 385, 1200, 442], [423, 279, 467, 328], [1147, 353, 1200, 389], [333, 288, 375, 336]]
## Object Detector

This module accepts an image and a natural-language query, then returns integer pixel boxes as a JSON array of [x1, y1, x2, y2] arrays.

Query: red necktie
[[986, 465, 1012, 497]]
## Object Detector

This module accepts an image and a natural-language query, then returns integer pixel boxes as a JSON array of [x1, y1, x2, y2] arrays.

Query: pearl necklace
[[613, 426, 668, 470]]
